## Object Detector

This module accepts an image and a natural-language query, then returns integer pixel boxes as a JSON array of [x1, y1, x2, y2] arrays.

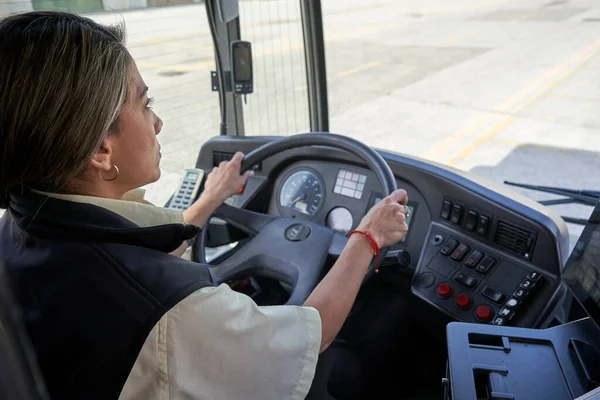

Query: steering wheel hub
[[285, 224, 312, 242]]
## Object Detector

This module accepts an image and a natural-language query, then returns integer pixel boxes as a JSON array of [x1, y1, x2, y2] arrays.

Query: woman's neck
[[64, 179, 130, 200]]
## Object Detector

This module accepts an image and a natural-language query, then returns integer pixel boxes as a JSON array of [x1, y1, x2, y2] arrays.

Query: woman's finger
[[389, 189, 408, 205], [232, 151, 245, 163], [395, 212, 407, 222]]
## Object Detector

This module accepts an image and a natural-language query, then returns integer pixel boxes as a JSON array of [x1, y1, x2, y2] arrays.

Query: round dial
[[326, 207, 354, 234], [279, 170, 324, 217]]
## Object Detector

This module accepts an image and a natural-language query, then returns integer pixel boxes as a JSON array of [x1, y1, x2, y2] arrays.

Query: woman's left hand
[[203, 151, 254, 204]]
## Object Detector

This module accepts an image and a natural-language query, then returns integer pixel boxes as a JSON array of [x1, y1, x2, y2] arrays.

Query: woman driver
[[0, 11, 409, 400]]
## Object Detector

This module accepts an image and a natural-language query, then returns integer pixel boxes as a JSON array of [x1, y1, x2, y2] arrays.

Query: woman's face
[[100, 62, 163, 192]]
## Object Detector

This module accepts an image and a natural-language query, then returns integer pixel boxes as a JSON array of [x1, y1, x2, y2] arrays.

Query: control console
[[445, 201, 600, 399], [439, 196, 538, 262], [412, 223, 555, 327]]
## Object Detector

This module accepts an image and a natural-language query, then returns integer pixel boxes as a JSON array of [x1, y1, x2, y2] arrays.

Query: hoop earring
[[98, 164, 119, 182]]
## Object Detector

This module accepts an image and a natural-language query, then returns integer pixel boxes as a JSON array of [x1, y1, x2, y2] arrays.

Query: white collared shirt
[[42, 189, 322, 400]]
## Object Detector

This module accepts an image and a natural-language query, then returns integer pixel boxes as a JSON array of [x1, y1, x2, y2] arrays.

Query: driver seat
[[0, 258, 50, 400]]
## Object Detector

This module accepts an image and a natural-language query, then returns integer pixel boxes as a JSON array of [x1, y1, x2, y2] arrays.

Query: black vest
[[0, 191, 214, 399]]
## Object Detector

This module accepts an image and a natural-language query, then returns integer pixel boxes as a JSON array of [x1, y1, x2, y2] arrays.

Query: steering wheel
[[192, 133, 398, 305]]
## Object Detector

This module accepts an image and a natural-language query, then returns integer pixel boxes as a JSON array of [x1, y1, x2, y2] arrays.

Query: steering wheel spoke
[[328, 232, 348, 258], [211, 203, 275, 236], [206, 218, 334, 305]]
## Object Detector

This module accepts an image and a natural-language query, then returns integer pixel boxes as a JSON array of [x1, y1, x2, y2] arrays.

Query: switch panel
[[481, 285, 505, 304], [440, 238, 459, 256], [412, 225, 553, 328], [440, 198, 496, 245], [465, 250, 484, 268], [451, 244, 470, 261], [450, 204, 463, 225], [465, 210, 478, 231], [476, 215, 490, 236], [441, 200, 452, 220], [455, 272, 478, 288], [476, 256, 496, 275]]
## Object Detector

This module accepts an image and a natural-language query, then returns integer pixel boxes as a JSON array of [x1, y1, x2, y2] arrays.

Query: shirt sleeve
[[120, 283, 322, 400]]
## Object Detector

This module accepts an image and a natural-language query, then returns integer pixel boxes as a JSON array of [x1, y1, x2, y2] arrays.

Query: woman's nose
[[155, 116, 163, 136]]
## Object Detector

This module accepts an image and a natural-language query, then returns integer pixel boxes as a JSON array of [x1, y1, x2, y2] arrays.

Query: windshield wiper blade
[[562, 216, 591, 225], [504, 181, 599, 206], [503, 181, 599, 225]]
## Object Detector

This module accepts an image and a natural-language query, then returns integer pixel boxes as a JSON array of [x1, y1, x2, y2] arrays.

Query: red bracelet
[[348, 230, 381, 274]]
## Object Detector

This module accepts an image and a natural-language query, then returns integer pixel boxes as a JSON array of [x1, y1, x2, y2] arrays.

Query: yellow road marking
[[445, 38, 600, 166], [137, 41, 301, 72], [129, 17, 301, 47], [425, 37, 600, 161], [138, 24, 395, 73], [446, 117, 516, 166], [423, 114, 498, 161], [132, 17, 392, 49], [336, 61, 382, 78], [294, 61, 383, 92]]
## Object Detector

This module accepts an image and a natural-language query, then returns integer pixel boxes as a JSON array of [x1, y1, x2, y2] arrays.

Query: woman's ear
[[89, 137, 114, 173]]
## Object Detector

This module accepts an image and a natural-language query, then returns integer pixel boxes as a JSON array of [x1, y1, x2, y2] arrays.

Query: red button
[[476, 305, 493, 321], [455, 293, 472, 309], [238, 185, 245, 194], [437, 283, 453, 298]]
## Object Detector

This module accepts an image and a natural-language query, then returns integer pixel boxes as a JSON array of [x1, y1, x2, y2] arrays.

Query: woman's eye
[[146, 97, 155, 110]]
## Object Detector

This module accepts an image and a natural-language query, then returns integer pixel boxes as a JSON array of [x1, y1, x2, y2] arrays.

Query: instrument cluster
[[272, 162, 423, 241], [277, 167, 361, 235]]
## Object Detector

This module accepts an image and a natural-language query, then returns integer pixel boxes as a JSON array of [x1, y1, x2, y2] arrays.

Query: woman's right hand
[[355, 189, 410, 248], [304, 189, 411, 352]]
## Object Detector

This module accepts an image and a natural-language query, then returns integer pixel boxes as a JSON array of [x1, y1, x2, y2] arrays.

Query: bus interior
[[1, 0, 600, 399]]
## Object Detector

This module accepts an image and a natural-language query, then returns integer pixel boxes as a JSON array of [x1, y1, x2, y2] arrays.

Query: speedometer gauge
[[278, 170, 324, 217]]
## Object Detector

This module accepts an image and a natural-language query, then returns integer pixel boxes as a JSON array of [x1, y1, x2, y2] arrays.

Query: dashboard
[[196, 136, 571, 329]]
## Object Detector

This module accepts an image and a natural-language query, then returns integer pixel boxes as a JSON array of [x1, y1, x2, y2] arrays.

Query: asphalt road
[[3, 0, 600, 248]]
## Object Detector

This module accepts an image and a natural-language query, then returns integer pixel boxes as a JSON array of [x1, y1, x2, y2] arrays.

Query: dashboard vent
[[213, 151, 262, 171], [213, 151, 234, 166], [494, 220, 537, 260]]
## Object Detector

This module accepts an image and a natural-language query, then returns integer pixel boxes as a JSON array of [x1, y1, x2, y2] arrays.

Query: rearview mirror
[[215, 0, 239, 23]]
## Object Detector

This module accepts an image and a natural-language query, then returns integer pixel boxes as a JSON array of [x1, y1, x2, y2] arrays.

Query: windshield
[[1, 0, 598, 245]]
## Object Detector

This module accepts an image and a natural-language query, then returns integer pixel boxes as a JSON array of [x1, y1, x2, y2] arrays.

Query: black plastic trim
[[300, 0, 329, 132]]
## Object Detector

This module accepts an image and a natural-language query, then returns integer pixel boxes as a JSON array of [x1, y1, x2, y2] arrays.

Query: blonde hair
[[0, 11, 131, 208]]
